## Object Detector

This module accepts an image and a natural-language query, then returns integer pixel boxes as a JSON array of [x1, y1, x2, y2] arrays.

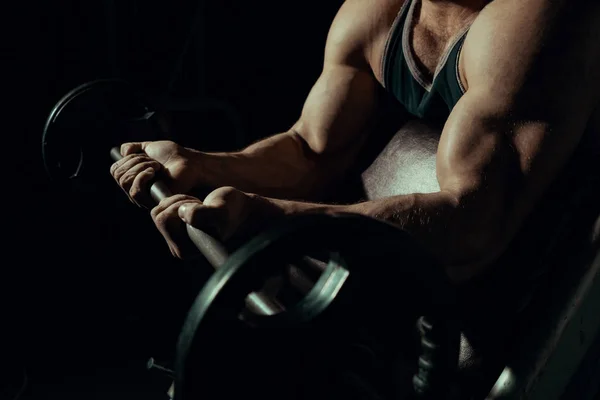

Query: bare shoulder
[[460, 0, 600, 109], [325, 0, 406, 74], [448, 0, 600, 213]]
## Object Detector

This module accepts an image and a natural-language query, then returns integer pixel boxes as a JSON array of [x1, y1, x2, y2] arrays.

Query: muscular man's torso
[[348, 0, 599, 330], [350, 0, 600, 200], [366, 0, 475, 97], [359, 0, 600, 129], [358, 0, 483, 198]]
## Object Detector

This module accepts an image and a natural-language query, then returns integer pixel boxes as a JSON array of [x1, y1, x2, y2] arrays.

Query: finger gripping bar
[[110, 147, 283, 315]]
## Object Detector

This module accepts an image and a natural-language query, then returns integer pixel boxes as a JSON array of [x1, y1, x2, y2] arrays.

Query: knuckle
[[130, 174, 150, 195], [214, 186, 241, 201], [124, 154, 144, 164], [129, 154, 146, 163], [121, 143, 135, 155], [150, 206, 160, 219], [160, 196, 175, 206], [172, 194, 188, 202], [119, 172, 135, 187], [139, 161, 155, 171], [129, 185, 141, 200], [154, 203, 167, 214], [154, 213, 168, 227], [157, 197, 177, 210], [220, 186, 237, 195], [112, 164, 124, 179]]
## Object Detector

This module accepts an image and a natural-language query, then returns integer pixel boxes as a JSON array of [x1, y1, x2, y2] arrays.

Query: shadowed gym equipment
[[39, 74, 599, 399], [5, 0, 600, 399]]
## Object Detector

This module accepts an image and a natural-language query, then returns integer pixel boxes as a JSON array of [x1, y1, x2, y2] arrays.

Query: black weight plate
[[42, 79, 152, 184], [174, 213, 458, 400]]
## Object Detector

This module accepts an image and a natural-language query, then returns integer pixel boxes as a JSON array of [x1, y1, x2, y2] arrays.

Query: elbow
[[288, 128, 335, 176], [289, 128, 359, 195], [280, 130, 338, 200], [441, 189, 510, 280], [444, 213, 509, 282], [289, 127, 324, 161], [290, 123, 362, 166], [290, 122, 329, 158], [464, 222, 506, 265]]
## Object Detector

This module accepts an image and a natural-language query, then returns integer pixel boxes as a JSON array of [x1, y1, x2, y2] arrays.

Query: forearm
[[187, 131, 350, 200], [267, 191, 503, 279]]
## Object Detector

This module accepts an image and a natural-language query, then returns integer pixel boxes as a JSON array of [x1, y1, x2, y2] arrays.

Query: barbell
[[173, 212, 464, 399], [42, 79, 285, 315], [42, 79, 462, 400]]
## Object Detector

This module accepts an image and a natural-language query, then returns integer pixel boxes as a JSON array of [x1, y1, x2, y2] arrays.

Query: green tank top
[[381, 0, 472, 123]]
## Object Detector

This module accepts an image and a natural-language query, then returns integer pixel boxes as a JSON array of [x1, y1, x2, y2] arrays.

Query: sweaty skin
[[111, 0, 600, 281]]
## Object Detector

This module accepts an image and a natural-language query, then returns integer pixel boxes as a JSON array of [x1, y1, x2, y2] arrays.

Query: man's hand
[[151, 187, 281, 259], [110, 140, 203, 208]]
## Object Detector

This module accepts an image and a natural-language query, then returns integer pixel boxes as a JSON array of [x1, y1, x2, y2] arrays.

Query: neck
[[419, 0, 487, 27], [423, 0, 489, 8]]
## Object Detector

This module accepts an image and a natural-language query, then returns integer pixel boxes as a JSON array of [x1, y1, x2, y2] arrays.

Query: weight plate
[[42, 79, 152, 184]]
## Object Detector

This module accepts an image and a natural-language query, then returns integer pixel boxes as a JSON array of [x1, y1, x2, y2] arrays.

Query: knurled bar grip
[[110, 147, 284, 316]]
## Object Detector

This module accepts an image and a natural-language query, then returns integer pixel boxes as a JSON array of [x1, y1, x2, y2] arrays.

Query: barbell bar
[[109, 147, 284, 316]]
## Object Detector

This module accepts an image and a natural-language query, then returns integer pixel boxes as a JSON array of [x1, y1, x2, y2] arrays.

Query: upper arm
[[292, 0, 384, 159], [436, 0, 600, 248]]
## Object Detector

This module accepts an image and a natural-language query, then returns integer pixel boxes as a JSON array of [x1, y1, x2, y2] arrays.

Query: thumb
[[120, 141, 151, 156], [178, 202, 228, 238]]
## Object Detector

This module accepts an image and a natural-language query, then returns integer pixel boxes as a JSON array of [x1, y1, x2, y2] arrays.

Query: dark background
[[3, 2, 600, 399], [3, 1, 343, 398]]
